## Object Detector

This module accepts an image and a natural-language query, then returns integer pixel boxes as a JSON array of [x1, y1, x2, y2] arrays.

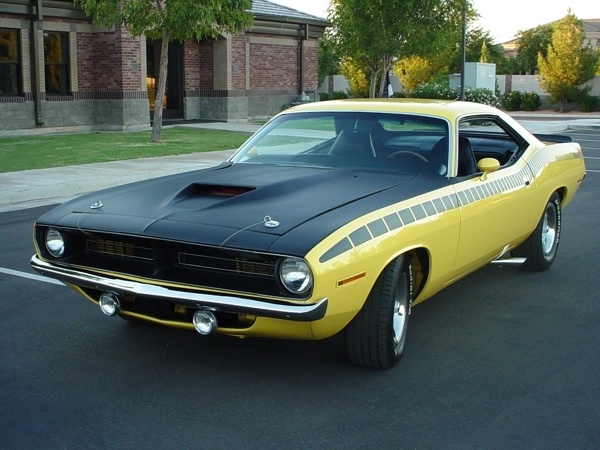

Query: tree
[[514, 24, 553, 74], [328, 0, 471, 98], [537, 11, 598, 112], [339, 59, 370, 98], [318, 34, 341, 87], [75, 0, 253, 142], [479, 41, 490, 63], [444, 27, 505, 73], [394, 55, 447, 91]]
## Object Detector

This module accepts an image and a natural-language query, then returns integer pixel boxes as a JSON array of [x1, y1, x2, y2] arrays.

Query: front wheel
[[514, 192, 561, 271], [345, 255, 413, 369]]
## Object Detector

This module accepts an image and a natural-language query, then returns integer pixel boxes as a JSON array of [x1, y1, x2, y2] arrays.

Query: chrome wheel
[[392, 274, 410, 355], [514, 192, 561, 272], [345, 255, 413, 368], [541, 203, 558, 256]]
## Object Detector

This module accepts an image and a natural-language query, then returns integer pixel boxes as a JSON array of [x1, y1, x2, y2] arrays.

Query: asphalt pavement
[[1, 114, 599, 213]]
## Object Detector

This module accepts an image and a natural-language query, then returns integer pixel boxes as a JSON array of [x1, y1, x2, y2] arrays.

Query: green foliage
[[581, 94, 599, 112], [394, 55, 447, 92], [328, 0, 474, 97], [446, 27, 506, 74], [537, 11, 598, 112], [409, 82, 457, 100], [520, 92, 542, 111], [463, 88, 501, 107], [319, 91, 349, 101], [339, 59, 370, 98], [515, 24, 553, 74], [75, 0, 253, 41], [408, 83, 500, 107], [318, 35, 341, 86], [502, 91, 522, 110], [479, 41, 490, 63], [501, 91, 541, 111]]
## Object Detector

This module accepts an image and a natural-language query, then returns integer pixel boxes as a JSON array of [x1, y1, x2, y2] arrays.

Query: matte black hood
[[38, 162, 436, 252]]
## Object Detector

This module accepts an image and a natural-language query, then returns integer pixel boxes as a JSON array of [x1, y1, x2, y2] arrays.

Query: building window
[[0, 28, 21, 96], [44, 32, 69, 95]]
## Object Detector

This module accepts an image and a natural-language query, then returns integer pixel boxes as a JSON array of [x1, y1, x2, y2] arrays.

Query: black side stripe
[[319, 150, 556, 263]]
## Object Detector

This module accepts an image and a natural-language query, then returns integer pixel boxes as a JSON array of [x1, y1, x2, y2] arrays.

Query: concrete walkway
[[1, 116, 599, 213]]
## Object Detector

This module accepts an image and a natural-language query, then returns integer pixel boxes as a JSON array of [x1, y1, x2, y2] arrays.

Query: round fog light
[[193, 310, 217, 335], [99, 292, 120, 316]]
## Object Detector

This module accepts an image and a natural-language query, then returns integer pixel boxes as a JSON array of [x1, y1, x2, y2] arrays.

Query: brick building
[[0, 0, 328, 136]]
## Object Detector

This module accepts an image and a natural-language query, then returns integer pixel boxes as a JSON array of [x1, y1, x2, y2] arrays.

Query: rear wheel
[[514, 192, 561, 271], [345, 255, 413, 369]]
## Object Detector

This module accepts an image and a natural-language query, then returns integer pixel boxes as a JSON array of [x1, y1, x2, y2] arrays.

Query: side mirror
[[477, 158, 500, 181]]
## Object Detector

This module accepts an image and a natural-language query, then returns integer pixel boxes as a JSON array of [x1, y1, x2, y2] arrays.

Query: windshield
[[231, 111, 450, 176]]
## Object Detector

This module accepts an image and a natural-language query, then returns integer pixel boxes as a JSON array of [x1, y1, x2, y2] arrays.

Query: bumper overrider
[[30, 255, 328, 323]]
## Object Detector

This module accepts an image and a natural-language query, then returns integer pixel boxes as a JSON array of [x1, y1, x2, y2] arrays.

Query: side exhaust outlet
[[193, 310, 217, 335]]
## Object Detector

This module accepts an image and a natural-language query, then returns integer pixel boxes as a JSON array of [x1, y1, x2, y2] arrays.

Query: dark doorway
[[146, 40, 183, 120]]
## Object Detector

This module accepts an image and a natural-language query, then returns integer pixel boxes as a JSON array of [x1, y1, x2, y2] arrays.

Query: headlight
[[279, 257, 313, 295], [45, 228, 65, 258]]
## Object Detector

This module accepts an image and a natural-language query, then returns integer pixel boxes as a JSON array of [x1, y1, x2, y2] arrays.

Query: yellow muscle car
[[31, 99, 586, 368]]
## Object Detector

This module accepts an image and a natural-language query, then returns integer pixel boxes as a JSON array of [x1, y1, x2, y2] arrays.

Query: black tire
[[514, 192, 561, 271], [345, 254, 413, 369]]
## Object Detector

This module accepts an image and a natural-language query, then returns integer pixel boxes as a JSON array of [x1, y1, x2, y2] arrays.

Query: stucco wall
[[497, 75, 600, 96], [320, 74, 600, 99]]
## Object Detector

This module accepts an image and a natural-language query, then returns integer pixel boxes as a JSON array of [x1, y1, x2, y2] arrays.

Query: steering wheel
[[388, 150, 429, 162]]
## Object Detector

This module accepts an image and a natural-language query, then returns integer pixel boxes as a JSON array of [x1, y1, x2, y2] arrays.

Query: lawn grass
[[0, 126, 253, 173]]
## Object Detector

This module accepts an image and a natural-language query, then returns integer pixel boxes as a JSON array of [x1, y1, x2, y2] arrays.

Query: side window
[[44, 32, 70, 95], [0, 28, 21, 96], [457, 117, 524, 176]]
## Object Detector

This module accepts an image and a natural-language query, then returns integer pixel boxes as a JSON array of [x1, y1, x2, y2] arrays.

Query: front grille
[[179, 253, 275, 277], [40, 229, 303, 298], [87, 239, 153, 260]]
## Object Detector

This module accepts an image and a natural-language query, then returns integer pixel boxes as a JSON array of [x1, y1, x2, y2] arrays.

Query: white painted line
[[584, 156, 600, 160], [0, 267, 64, 286]]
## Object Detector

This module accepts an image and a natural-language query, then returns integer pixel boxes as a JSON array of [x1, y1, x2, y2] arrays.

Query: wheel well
[[406, 247, 429, 299], [555, 187, 566, 204]]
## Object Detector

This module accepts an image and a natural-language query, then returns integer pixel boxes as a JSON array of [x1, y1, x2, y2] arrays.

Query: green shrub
[[581, 94, 599, 112], [520, 92, 541, 111], [502, 91, 522, 111], [463, 88, 501, 107], [319, 91, 349, 101], [410, 82, 458, 100], [330, 90, 349, 100], [409, 83, 500, 107]]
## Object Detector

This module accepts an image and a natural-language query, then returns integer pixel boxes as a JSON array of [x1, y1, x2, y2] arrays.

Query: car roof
[[284, 99, 501, 119]]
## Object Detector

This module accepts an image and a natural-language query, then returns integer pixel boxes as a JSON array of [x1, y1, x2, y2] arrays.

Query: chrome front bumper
[[31, 255, 327, 322]]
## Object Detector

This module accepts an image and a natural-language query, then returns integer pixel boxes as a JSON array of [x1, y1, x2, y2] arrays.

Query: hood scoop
[[170, 183, 255, 206]]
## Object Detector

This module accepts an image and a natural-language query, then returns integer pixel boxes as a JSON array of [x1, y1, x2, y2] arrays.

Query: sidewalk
[[1, 117, 599, 213]]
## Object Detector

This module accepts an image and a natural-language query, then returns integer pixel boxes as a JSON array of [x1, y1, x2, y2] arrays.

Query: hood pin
[[264, 215, 279, 228]]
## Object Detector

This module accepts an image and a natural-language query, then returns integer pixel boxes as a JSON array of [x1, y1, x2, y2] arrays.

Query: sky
[[270, 0, 599, 43]]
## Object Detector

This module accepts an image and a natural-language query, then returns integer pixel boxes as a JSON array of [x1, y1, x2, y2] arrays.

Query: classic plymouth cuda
[[31, 100, 586, 368]]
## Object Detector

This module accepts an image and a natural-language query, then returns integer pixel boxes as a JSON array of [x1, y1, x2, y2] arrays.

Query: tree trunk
[[369, 68, 380, 98], [378, 56, 392, 98], [151, 30, 172, 143]]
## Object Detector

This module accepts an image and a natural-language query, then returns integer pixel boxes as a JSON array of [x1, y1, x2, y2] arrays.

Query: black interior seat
[[458, 136, 477, 176], [330, 129, 376, 158]]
